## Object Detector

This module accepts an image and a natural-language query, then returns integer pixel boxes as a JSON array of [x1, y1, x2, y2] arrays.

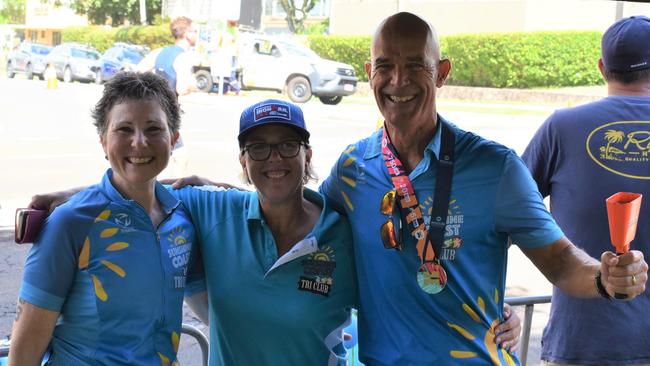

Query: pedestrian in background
[[523, 15, 650, 366]]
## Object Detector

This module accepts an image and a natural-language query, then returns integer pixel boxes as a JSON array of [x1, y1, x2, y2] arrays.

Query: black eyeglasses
[[242, 140, 307, 161]]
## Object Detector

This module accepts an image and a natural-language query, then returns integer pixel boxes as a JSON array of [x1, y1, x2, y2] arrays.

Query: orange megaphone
[[606, 192, 643, 255]]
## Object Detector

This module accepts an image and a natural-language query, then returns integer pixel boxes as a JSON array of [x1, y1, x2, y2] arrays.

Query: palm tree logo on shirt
[[603, 130, 625, 159], [447, 289, 516, 366]]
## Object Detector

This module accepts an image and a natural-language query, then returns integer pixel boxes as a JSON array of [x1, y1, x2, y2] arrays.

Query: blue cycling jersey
[[20, 169, 204, 365]]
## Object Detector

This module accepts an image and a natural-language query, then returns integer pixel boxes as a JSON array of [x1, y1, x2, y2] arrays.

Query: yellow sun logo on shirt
[[167, 226, 188, 245], [79, 211, 130, 302], [339, 145, 358, 211], [447, 289, 516, 366], [310, 246, 335, 261], [420, 197, 460, 216]]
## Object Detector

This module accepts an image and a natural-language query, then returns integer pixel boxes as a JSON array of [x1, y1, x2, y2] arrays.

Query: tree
[[0, 0, 26, 24], [279, 0, 320, 34], [604, 129, 624, 158], [69, 0, 161, 25]]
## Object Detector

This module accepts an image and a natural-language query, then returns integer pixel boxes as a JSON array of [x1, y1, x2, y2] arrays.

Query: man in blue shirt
[[523, 16, 650, 366], [137, 16, 197, 96], [320, 12, 648, 365]]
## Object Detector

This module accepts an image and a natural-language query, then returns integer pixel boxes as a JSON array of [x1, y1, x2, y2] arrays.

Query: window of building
[[53, 32, 61, 45], [30, 31, 37, 42]]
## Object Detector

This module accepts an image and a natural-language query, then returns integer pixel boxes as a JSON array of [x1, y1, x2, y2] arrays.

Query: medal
[[381, 121, 455, 295], [417, 261, 447, 294]]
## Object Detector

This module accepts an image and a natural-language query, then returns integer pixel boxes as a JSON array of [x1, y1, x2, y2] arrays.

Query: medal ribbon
[[381, 119, 455, 264]]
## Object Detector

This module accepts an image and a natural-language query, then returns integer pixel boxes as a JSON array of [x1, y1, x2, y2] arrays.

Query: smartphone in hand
[[15, 208, 47, 244]]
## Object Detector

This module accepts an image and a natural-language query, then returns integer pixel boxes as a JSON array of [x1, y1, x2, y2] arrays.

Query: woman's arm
[[8, 298, 59, 366], [185, 291, 209, 325]]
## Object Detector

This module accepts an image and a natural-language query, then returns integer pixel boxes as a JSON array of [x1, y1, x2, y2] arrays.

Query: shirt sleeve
[[167, 185, 230, 239], [521, 113, 559, 198], [185, 237, 206, 296], [20, 204, 90, 312], [174, 52, 196, 95], [495, 151, 564, 248], [319, 149, 347, 214], [136, 48, 159, 73]]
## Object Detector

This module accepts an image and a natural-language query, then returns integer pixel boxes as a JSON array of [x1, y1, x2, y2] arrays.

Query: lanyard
[[381, 119, 455, 264]]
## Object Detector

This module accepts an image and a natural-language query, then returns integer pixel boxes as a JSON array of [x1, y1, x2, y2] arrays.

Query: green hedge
[[62, 26, 602, 88], [308, 31, 602, 88], [443, 31, 602, 88], [114, 25, 173, 50], [62, 24, 172, 53], [62, 26, 118, 53]]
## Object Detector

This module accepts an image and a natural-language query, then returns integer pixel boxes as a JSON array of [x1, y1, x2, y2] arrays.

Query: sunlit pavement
[[0, 76, 591, 365]]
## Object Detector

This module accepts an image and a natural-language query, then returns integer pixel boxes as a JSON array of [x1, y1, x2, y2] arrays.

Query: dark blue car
[[96, 43, 147, 83]]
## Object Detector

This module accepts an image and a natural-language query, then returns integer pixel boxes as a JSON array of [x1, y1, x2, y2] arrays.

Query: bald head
[[371, 12, 441, 61]]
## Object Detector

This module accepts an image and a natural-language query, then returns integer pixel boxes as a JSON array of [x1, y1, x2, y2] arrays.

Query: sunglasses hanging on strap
[[381, 119, 455, 294]]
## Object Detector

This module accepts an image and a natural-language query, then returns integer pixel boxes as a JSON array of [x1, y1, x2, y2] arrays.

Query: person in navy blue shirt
[[523, 16, 650, 366], [9, 72, 203, 365]]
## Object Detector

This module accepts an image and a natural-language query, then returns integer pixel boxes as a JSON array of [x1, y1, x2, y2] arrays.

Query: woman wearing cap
[[9, 72, 203, 365], [176, 98, 358, 365]]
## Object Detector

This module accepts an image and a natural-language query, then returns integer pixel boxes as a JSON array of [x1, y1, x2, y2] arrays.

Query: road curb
[[353, 82, 606, 105]]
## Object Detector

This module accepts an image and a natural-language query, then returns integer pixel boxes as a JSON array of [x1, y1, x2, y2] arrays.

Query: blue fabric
[[171, 186, 358, 366], [154, 45, 183, 91], [20, 169, 203, 365], [320, 117, 564, 366], [523, 96, 650, 365]]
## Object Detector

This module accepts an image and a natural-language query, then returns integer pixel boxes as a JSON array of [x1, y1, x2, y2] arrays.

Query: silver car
[[194, 35, 358, 105], [47, 43, 102, 83], [6, 42, 52, 80], [239, 37, 358, 104]]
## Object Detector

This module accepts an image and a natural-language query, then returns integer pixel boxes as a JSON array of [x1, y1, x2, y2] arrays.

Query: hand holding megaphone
[[601, 192, 647, 300]]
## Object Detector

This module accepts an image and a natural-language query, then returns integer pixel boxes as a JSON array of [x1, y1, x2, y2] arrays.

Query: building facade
[[329, 0, 650, 35]]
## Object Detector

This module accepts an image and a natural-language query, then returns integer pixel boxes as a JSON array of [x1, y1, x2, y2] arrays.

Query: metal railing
[[182, 323, 209, 366], [505, 295, 552, 366], [1, 299, 548, 366], [0, 323, 209, 365]]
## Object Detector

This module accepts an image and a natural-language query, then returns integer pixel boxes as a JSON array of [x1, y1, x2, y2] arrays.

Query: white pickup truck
[[193, 35, 358, 105]]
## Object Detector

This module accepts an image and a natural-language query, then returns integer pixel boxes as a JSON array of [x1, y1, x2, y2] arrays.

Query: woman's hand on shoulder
[[29, 187, 82, 213], [495, 303, 521, 352]]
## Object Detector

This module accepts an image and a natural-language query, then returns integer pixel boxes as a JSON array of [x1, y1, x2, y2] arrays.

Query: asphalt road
[[0, 76, 559, 365]]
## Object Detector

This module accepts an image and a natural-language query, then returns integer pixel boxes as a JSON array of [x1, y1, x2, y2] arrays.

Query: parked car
[[193, 35, 358, 105], [47, 43, 102, 83], [6, 42, 52, 80], [96, 43, 148, 83]]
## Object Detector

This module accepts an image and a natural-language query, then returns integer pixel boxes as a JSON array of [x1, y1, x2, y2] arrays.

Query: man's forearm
[[30, 186, 87, 212], [522, 238, 600, 298], [547, 244, 600, 297]]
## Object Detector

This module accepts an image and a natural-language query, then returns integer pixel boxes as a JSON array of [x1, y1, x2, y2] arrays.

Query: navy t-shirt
[[522, 95, 650, 365]]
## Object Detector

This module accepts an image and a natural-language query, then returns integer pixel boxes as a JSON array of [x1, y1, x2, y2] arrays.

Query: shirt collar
[[246, 188, 326, 229], [363, 115, 445, 161], [100, 169, 180, 214]]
